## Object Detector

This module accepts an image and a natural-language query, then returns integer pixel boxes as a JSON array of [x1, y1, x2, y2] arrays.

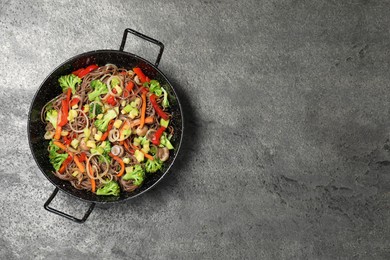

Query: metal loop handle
[[119, 28, 164, 67], [44, 188, 95, 224]]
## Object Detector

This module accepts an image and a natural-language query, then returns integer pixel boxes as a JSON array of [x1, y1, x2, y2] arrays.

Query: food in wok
[[41, 64, 174, 196]]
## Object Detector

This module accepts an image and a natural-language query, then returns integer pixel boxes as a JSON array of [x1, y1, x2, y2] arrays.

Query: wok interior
[[28, 50, 183, 203]]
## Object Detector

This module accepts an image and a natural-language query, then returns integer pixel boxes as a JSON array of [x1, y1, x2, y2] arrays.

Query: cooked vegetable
[[88, 80, 108, 101], [58, 74, 81, 94], [89, 103, 103, 119], [152, 126, 166, 145], [133, 67, 149, 83], [109, 152, 125, 177], [123, 165, 145, 185], [145, 158, 163, 173], [157, 147, 170, 162], [161, 87, 170, 108], [96, 180, 120, 196], [94, 109, 117, 132], [147, 80, 162, 96], [140, 92, 147, 128], [45, 110, 58, 128], [159, 133, 174, 150], [48, 141, 69, 171], [73, 64, 99, 78], [150, 94, 169, 120]]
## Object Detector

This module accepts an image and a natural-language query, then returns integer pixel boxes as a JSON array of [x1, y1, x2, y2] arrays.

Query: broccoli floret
[[146, 80, 162, 96], [94, 109, 117, 132], [89, 103, 103, 119], [88, 80, 108, 101], [96, 180, 120, 196], [90, 141, 111, 164], [122, 165, 145, 185], [100, 141, 111, 164], [45, 109, 58, 128], [58, 74, 81, 94], [159, 133, 174, 150], [161, 87, 170, 108], [48, 141, 68, 171], [145, 158, 163, 173]]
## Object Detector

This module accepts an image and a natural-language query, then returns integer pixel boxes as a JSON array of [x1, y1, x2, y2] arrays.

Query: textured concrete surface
[[1, 0, 390, 259]]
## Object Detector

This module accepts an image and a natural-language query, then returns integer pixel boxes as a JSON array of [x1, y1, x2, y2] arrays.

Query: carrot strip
[[141, 150, 154, 161], [100, 120, 114, 141], [140, 92, 147, 128], [53, 141, 67, 151], [131, 143, 154, 161], [109, 152, 125, 177], [73, 155, 85, 173], [123, 140, 134, 154], [130, 116, 153, 128], [54, 125, 62, 140], [88, 163, 96, 193]]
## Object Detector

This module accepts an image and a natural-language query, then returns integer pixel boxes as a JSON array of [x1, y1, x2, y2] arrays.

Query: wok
[[27, 28, 184, 223]]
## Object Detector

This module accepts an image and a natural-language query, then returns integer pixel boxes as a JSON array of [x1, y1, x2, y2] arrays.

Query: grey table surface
[[1, 0, 390, 259]]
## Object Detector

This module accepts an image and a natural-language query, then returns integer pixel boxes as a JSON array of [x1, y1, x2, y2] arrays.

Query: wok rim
[[27, 49, 184, 204]]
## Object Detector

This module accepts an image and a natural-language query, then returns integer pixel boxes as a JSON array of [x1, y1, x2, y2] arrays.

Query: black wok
[[27, 29, 184, 223]]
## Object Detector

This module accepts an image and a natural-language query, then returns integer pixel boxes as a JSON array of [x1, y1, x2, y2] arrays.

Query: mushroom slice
[[111, 145, 124, 157], [157, 147, 169, 162]]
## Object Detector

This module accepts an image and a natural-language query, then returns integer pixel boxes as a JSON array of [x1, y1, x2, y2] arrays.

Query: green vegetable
[[111, 77, 120, 87], [58, 74, 81, 94], [88, 80, 108, 101], [45, 110, 58, 128], [70, 139, 79, 149], [159, 133, 174, 150], [89, 103, 103, 119], [130, 98, 141, 108], [160, 118, 169, 128], [122, 104, 132, 113], [129, 108, 139, 119], [91, 141, 111, 163], [122, 165, 145, 185], [149, 145, 157, 155], [145, 158, 163, 173], [48, 141, 68, 171], [96, 180, 120, 196], [141, 139, 150, 154], [162, 87, 169, 108], [134, 150, 144, 162], [147, 80, 162, 96], [94, 109, 117, 132]]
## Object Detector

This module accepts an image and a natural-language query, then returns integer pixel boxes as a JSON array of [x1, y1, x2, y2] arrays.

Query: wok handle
[[44, 187, 95, 224], [119, 28, 165, 67]]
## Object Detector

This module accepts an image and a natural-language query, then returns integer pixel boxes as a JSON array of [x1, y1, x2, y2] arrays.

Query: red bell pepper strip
[[106, 95, 117, 106], [72, 68, 84, 77], [75, 64, 99, 78], [126, 81, 134, 92], [58, 154, 73, 174], [63, 135, 72, 145], [100, 120, 114, 141], [123, 81, 134, 97], [78, 152, 87, 162], [149, 94, 169, 120], [70, 98, 80, 107], [58, 99, 68, 126], [66, 87, 72, 101], [133, 67, 150, 83], [152, 126, 166, 145], [58, 88, 72, 126]]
